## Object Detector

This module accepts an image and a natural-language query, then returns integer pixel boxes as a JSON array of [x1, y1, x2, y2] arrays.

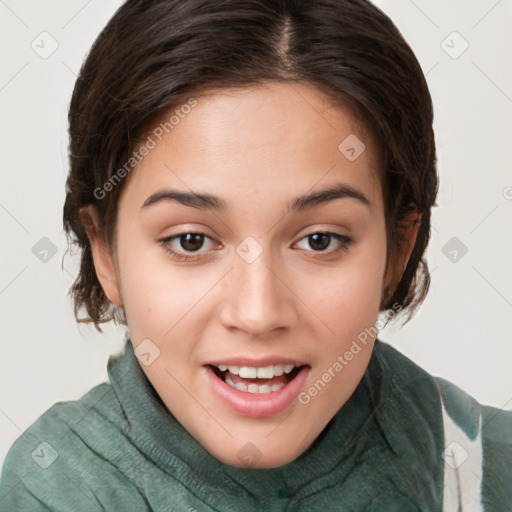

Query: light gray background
[[1, 0, 511, 467]]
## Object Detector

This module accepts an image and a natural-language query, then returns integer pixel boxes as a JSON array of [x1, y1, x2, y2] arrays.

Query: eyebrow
[[141, 183, 372, 213]]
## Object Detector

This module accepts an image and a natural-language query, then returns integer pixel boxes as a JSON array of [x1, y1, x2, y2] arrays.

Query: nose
[[219, 242, 299, 337]]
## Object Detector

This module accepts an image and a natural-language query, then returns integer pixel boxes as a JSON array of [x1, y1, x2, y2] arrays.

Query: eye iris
[[308, 233, 330, 251], [180, 233, 204, 252]]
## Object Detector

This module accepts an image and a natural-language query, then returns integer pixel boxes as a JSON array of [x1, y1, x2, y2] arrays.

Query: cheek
[[114, 236, 190, 335], [298, 235, 387, 334], [116, 215, 387, 341], [117, 249, 226, 350]]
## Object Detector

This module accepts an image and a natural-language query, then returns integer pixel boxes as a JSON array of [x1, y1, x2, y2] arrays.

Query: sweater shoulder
[[0, 382, 148, 511], [0, 381, 121, 474]]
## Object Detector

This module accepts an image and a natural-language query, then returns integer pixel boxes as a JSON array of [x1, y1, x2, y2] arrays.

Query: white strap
[[440, 397, 484, 511]]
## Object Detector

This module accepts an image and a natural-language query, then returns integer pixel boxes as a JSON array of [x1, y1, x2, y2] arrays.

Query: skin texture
[[84, 81, 420, 468]]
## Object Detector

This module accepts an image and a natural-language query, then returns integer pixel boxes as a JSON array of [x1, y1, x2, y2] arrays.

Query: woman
[[0, 0, 510, 510]]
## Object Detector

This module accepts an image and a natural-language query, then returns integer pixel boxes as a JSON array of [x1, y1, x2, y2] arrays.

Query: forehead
[[120, 81, 383, 213], [167, 81, 377, 157]]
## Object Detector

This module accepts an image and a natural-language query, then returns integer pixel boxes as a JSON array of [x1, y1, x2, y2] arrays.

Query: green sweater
[[0, 338, 510, 511]]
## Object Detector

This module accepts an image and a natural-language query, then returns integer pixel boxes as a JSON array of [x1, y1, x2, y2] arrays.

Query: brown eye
[[307, 233, 331, 251], [179, 233, 206, 252], [159, 232, 219, 261], [296, 232, 353, 255]]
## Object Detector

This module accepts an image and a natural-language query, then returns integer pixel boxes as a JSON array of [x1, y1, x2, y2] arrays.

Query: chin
[[205, 438, 310, 469]]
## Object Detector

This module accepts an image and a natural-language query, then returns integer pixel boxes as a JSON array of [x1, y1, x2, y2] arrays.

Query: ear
[[382, 211, 422, 305], [79, 205, 123, 306]]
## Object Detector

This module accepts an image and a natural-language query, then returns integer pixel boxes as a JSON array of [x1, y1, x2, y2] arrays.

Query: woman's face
[[91, 82, 401, 468]]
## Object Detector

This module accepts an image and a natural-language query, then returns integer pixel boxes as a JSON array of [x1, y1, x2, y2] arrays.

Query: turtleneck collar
[[107, 337, 445, 510]]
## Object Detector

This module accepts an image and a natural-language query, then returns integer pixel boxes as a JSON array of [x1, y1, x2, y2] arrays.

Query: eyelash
[[159, 231, 353, 262]]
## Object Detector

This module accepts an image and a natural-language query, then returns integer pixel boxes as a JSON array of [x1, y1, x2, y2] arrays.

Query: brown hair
[[63, 0, 438, 332]]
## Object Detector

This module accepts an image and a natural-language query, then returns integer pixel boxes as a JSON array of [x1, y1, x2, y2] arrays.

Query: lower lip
[[205, 365, 310, 418]]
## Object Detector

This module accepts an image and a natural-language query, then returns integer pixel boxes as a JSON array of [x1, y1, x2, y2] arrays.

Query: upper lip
[[205, 356, 308, 368]]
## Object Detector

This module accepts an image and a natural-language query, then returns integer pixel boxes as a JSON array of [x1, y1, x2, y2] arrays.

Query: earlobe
[[397, 211, 422, 276], [382, 211, 422, 304], [79, 205, 123, 306]]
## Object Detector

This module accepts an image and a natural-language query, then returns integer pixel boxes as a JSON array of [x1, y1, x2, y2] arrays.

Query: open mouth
[[209, 364, 305, 394], [205, 361, 311, 418]]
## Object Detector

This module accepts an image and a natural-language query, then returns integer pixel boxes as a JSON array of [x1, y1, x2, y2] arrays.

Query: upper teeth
[[217, 364, 296, 378]]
